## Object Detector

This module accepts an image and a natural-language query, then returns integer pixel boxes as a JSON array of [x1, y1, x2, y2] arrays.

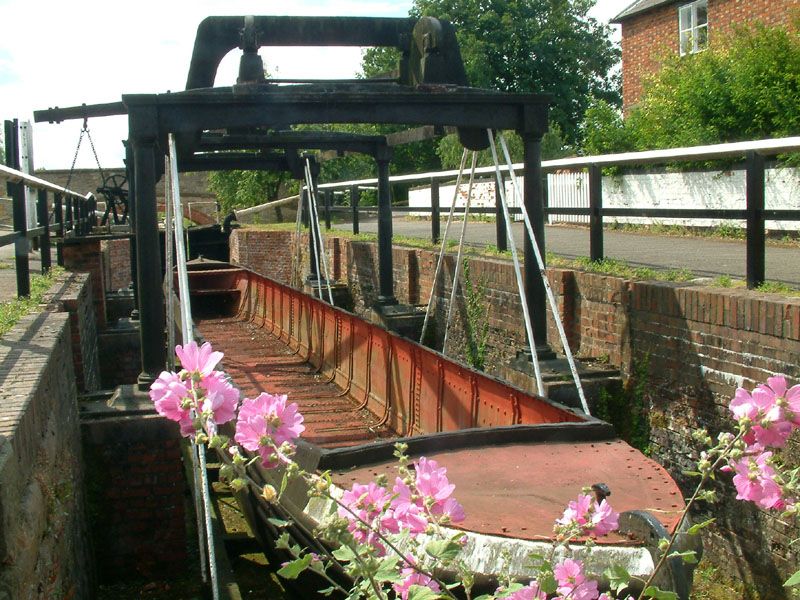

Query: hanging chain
[[62, 120, 87, 194], [85, 124, 106, 183]]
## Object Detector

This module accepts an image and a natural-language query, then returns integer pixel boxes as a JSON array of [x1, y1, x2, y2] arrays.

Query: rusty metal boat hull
[[184, 260, 695, 598]]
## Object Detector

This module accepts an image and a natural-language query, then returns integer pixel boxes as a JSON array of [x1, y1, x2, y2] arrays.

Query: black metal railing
[[2, 119, 96, 298], [316, 136, 800, 289]]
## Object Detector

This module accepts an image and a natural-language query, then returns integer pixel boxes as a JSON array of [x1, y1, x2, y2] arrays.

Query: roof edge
[[611, 0, 677, 24]]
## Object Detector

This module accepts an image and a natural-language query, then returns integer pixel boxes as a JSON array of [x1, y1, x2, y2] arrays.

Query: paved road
[[333, 219, 800, 286], [0, 241, 42, 302]]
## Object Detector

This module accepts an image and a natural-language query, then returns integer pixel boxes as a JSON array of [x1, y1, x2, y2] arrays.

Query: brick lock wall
[[101, 238, 133, 292], [0, 312, 93, 600], [82, 416, 188, 582], [63, 239, 107, 328], [41, 272, 102, 393], [620, 0, 800, 110]]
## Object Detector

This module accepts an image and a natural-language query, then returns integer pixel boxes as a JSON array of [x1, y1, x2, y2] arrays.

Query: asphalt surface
[[333, 219, 800, 286]]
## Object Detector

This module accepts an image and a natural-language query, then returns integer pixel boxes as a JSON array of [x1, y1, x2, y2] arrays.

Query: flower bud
[[195, 432, 209, 445], [261, 484, 278, 502], [230, 478, 247, 492]]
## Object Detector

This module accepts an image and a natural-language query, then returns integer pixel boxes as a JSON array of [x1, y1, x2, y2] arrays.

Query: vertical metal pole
[[73, 197, 82, 236], [523, 133, 550, 353], [746, 150, 766, 289], [323, 189, 332, 230], [494, 173, 507, 251], [37, 190, 51, 273], [5, 120, 30, 298], [132, 135, 166, 388], [54, 193, 64, 266], [65, 197, 73, 236], [588, 165, 604, 262], [376, 151, 397, 305], [350, 185, 360, 235], [430, 178, 440, 244]]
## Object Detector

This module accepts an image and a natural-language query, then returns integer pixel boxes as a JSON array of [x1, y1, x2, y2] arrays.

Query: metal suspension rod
[[498, 133, 590, 415], [442, 152, 478, 355], [168, 134, 220, 600], [304, 159, 335, 305], [419, 149, 470, 345], [487, 130, 544, 396]]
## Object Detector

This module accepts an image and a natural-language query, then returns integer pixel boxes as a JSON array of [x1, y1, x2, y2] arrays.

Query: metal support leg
[[523, 133, 552, 356], [376, 151, 397, 305], [350, 185, 360, 235], [125, 142, 140, 317], [324, 190, 332, 230], [54, 193, 64, 267], [5, 119, 30, 298], [494, 173, 507, 251], [132, 136, 166, 388]]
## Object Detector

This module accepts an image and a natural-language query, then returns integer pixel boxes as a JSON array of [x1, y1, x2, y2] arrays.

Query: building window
[[679, 0, 708, 55]]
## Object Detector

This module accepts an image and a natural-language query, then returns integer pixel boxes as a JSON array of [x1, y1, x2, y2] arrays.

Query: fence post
[[494, 173, 507, 251], [430, 178, 440, 244], [324, 189, 332, 230], [746, 150, 766, 289], [54, 193, 64, 266], [37, 189, 51, 273], [4, 119, 30, 298], [588, 164, 604, 262], [350, 185, 360, 234]]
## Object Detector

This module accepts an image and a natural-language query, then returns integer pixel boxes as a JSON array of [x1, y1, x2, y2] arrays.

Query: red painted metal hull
[[186, 261, 694, 596]]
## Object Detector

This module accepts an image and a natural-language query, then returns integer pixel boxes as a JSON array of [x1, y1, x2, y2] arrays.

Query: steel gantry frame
[[34, 15, 551, 389]]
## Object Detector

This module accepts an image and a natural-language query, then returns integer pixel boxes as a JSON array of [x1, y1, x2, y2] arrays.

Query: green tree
[[405, 0, 620, 143], [208, 170, 298, 216], [582, 21, 800, 154]]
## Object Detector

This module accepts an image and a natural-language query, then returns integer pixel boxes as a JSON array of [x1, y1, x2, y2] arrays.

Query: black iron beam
[[178, 154, 292, 173], [430, 178, 440, 244], [588, 165, 603, 261], [33, 101, 127, 124], [385, 126, 452, 146], [350, 186, 360, 235], [376, 152, 397, 305]]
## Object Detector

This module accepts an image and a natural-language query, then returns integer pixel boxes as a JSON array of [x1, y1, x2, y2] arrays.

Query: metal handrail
[[0, 163, 92, 201]]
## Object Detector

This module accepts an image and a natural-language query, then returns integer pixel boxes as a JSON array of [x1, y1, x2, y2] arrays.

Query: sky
[[0, 0, 633, 171]]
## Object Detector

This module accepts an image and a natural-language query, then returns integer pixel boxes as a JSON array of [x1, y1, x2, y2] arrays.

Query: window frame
[[678, 0, 709, 56]]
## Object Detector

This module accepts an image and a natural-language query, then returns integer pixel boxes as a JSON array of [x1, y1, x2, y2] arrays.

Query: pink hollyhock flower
[[393, 557, 441, 600], [590, 499, 620, 536], [556, 493, 619, 537], [200, 371, 240, 425], [732, 451, 784, 509], [415, 457, 456, 503], [235, 393, 305, 467], [176, 341, 223, 377], [337, 482, 398, 554], [730, 376, 800, 450], [435, 496, 466, 523], [391, 479, 428, 533], [554, 558, 600, 600], [503, 581, 548, 600], [150, 370, 194, 435]]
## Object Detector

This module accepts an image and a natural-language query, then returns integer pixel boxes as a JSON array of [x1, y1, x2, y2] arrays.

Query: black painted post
[[132, 134, 166, 388], [4, 119, 29, 298], [588, 165, 604, 262], [746, 150, 766, 289], [430, 178, 440, 244], [350, 185, 360, 235], [376, 148, 397, 305], [65, 197, 73, 236], [522, 132, 552, 356], [302, 189, 318, 283], [494, 173, 507, 251], [54, 193, 64, 266], [37, 189, 51, 273], [125, 142, 139, 316], [324, 189, 332, 230], [73, 197, 81, 236]]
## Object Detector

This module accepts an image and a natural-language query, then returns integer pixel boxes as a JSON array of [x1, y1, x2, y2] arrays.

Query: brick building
[[612, 0, 800, 111]]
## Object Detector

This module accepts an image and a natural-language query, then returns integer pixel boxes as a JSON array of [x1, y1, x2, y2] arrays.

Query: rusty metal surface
[[191, 265, 686, 543], [330, 440, 684, 543]]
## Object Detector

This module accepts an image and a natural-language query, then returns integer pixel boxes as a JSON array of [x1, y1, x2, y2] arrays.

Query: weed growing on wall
[[595, 355, 652, 454], [461, 259, 489, 371]]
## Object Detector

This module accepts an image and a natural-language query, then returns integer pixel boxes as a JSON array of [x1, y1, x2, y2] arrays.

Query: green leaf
[[687, 517, 716, 535], [275, 532, 291, 550], [668, 550, 698, 564], [643, 586, 679, 600], [538, 572, 557, 595], [604, 564, 631, 592], [277, 554, 313, 579], [374, 555, 401, 583], [332, 545, 357, 562], [279, 472, 289, 498], [425, 539, 462, 562], [784, 569, 800, 587], [319, 586, 337, 596], [407, 585, 444, 600], [681, 470, 702, 477]]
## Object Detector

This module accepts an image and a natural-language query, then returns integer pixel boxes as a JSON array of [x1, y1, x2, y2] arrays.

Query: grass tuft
[[0, 268, 65, 337]]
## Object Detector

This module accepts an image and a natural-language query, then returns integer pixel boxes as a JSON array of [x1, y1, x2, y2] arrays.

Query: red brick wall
[[101, 239, 132, 293], [620, 0, 800, 110], [63, 239, 107, 328]]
